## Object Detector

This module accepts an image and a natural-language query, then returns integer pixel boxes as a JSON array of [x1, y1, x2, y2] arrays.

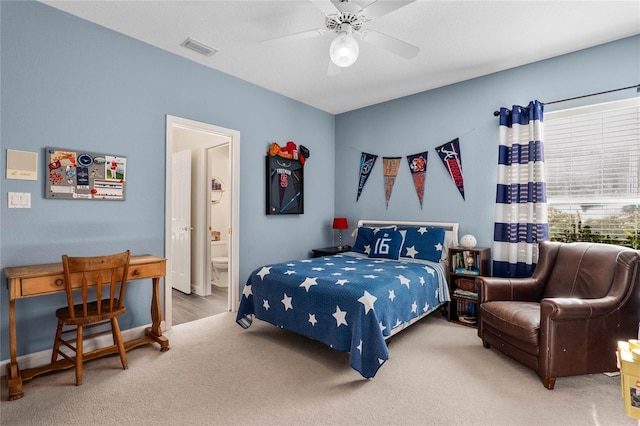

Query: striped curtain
[[493, 100, 549, 278]]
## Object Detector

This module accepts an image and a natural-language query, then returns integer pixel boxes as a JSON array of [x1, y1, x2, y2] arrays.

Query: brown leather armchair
[[476, 241, 640, 389]]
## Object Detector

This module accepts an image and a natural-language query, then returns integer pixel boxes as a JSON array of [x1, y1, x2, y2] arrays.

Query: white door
[[171, 149, 192, 294]]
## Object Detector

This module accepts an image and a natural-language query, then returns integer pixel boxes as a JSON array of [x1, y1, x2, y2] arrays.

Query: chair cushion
[[480, 301, 540, 347]]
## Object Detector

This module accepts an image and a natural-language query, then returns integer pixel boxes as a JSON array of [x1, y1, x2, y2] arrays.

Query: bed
[[236, 220, 459, 378]]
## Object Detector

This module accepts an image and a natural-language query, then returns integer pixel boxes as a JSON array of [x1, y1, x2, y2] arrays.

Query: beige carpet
[[1, 312, 635, 425]]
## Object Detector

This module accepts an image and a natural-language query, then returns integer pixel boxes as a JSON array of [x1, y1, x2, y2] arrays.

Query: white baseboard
[[0, 323, 154, 377]]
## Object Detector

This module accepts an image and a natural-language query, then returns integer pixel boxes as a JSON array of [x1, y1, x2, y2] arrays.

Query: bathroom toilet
[[210, 240, 228, 288]]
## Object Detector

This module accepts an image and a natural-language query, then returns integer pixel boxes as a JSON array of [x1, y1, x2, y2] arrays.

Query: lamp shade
[[332, 217, 348, 230]]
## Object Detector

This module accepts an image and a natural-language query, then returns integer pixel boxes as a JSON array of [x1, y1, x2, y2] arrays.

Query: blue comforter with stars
[[236, 252, 450, 378]]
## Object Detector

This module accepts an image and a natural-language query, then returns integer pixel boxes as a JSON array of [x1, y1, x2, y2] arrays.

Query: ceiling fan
[[262, 0, 419, 74]]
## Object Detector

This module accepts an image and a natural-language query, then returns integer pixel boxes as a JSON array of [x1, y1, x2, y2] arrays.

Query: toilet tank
[[211, 240, 228, 258]]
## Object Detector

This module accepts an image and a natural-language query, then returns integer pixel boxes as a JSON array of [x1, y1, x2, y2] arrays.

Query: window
[[544, 97, 639, 249]]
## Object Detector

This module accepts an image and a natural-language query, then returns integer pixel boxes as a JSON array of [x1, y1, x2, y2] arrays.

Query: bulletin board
[[45, 147, 127, 200]]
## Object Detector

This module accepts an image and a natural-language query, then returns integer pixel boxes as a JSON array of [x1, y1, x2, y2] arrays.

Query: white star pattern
[[411, 301, 418, 313], [435, 242, 443, 252], [419, 276, 426, 285], [397, 274, 411, 288], [343, 267, 356, 271], [358, 290, 377, 314], [357, 340, 363, 353], [424, 266, 435, 276], [423, 302, 430, 312], [364, 245, 371, 254], [395, 265, 408, 269], [312, 267, 325, 271], [325, 262, 335, 266], [284, 270, 296, 275], [300, 277, 318, 292], [301, 259, 312, 263], [346, 260, 357, 264], [333, 306, 348, 327], [388, 289, 396, 301], [335, 279, 349, 285], [417, 227, 427, 235], [242, 284, 252, 298], [332, 272, 342, 276], [405, 246, 418, 258], [281, 293, 293, 310], [257, 267, 271, 280], [263, 299, 270, 310], [379, 322, 387, 333], [364, 274, 378, 279], [373, 268, 385, 272], [308, 313, 317, 326]]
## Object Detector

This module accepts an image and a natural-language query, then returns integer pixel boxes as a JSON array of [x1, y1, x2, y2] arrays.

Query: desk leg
[[144, 276, 169, 352], [7, 298, 24, 400]]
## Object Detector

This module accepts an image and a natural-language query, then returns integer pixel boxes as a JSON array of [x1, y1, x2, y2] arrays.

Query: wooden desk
[[4, 255, 168, 400]]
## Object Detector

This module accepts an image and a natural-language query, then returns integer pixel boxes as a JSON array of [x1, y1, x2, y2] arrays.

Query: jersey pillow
[[368, 229, 406, 260]]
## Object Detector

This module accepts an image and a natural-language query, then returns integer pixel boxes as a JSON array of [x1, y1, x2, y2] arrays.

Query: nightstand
[[311, 246, 352, 258]]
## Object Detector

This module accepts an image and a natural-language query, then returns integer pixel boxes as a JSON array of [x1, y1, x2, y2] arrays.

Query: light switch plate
[[8, 192, 31, 208]]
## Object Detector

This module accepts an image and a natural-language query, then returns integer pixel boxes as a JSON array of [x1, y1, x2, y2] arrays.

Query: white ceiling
[[41, 0, 640, 114]]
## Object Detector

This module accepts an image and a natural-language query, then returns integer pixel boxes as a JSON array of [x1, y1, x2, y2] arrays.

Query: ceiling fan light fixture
[[329, 24, 359, 68]]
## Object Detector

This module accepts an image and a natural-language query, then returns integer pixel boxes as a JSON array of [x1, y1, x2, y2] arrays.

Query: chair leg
[[542, 376, 556, 390], [111, 318, 128, 370], [51, 318, 64, 363], [75, 325, 83, 386]]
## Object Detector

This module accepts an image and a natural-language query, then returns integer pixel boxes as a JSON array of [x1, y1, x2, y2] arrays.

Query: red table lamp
[[332, 217, 348, 250]]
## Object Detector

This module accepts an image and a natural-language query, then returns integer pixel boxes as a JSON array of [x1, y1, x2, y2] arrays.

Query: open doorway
[[164, 115, 240, 329]]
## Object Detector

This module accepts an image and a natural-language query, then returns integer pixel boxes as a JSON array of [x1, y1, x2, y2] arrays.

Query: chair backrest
[[61, 250, 131, 318], [543, 242, 638, 299]]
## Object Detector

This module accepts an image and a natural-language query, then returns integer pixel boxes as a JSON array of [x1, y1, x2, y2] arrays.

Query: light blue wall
[[0, 1, 335, 360], [2, 0, 638, 362], [334, 35, 640, 251]]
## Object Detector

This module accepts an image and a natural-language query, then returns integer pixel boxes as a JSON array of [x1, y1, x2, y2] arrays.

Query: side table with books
[[446, 246, 491, 327]]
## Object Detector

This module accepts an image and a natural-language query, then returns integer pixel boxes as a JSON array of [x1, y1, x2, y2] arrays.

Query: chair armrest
[[475, 276, 541, 303], [540, 296, 620, 320]]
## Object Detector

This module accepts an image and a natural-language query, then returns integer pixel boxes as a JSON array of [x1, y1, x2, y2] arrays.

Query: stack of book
[[453, 288, 477, 300]]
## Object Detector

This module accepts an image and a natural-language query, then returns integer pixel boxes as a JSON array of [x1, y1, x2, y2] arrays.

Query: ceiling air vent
[[181, 38, 218, 56]]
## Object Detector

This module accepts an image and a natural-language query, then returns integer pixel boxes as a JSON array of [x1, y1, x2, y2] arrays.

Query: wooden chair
[[51, 250, 131, 385]]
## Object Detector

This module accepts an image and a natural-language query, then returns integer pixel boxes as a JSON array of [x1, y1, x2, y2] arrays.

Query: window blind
[[544, 97, 639, 247]]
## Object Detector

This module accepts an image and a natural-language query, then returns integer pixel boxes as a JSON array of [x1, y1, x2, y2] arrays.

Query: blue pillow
[[368, 229, 406, 260], [398, 226, 446, 262], [352, 227, 375, 255]]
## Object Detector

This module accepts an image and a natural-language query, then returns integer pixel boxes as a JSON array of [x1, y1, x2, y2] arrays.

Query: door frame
[[165, 115, 240, 330]]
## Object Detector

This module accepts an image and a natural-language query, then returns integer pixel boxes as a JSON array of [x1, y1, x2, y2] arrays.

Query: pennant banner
[[382, 157, 401, 209], [356, 152, 378, 202], [436, 138, 465, 200], [406, 151, 428, 209]]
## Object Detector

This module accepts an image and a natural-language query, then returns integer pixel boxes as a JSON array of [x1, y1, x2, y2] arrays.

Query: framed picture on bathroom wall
[[265, 156, 304, 215]]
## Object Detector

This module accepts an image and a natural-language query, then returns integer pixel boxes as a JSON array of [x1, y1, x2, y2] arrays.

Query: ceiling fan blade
[[261, 28, 327, 46], [358, 0, 416, 20], [360, 30, 419, 59], [310, 0, 340, 16]]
